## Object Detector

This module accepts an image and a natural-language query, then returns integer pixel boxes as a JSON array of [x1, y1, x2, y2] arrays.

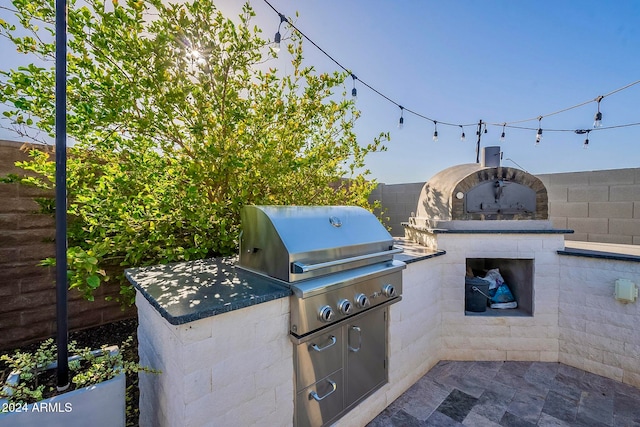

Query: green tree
[[0, 0, 388, 304]]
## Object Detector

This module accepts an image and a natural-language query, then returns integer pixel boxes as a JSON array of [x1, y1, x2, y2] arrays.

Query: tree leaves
[[2, 0, 387, 304]]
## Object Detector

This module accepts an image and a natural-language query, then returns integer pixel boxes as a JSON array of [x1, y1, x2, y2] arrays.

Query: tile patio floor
[[367, 361, 640, 427]]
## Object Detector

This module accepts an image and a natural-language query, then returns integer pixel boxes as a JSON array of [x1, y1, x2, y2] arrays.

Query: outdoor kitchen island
[[125, 206, 445, 427], [126, 245, 444, 427], [126, 230, 640, 426]]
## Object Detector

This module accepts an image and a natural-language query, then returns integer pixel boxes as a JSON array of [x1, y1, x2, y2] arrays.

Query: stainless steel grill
[[237, 205, 405, 427], [238, 205, 405, 337]]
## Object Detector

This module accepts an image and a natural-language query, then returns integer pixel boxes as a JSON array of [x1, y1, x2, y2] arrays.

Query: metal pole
[[55, 0, 69, 391], [475, 120, 483, 163]]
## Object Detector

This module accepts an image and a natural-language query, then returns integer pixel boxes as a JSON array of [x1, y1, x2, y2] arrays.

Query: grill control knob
[[318, 305, 335, 323], [382, 284, 396, 298], [338, 299, 352, 315], [354, 293, 370, 309]]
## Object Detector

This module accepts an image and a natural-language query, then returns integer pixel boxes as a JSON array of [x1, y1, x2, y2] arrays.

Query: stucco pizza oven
[[405, 147, 549, 247]]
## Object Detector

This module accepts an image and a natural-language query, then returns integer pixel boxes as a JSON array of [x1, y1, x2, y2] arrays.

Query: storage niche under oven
[[465, 258, 534, 317], [293, 306, 388, 427]]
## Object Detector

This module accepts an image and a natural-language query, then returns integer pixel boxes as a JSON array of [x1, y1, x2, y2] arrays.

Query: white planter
[[0, 347, 126, 427]]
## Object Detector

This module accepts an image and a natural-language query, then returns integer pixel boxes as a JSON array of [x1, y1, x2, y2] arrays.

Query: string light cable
[[504, 121, 640, 147], [503, 121, 640, 133], [262, 0, 475, 131], [491, 80, 640, 128], [262, 0, 640, 144]]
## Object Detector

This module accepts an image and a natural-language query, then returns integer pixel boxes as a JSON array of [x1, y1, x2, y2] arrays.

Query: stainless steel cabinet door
[[345, 307, 387, 408]]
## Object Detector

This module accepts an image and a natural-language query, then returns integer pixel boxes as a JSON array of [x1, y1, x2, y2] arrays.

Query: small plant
[[0, 337, 158, 424]]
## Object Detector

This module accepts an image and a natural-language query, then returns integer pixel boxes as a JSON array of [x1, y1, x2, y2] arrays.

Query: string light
[[433, 121, 438, 142], [460, 125, 465, 142], [272, 13, 287, 53], [576, 129, 591, 149], [535, 117, 543, 145], [593, 95, 603, 128], [261, 0, 640, 150], [351, 74, 358, 99]]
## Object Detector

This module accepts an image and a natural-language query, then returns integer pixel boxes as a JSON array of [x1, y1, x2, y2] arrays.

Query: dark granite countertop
[[125, 240, 445, 325], [558, 241, 640, 263], [125, 257, 291, 325], [393, 238, 446, 264], [430, 228, 574, 234]]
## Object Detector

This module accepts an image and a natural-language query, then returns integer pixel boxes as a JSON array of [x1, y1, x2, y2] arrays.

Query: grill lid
[[238, 205, 398, 282]]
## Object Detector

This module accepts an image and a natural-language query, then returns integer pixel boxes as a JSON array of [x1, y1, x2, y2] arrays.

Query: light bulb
[[593, 111, 602, 128], [398, 116, 404, 129], [535, 117, 543, 145], [500, 131, 505, 142], [273, 31, 281, 53], [433, 131, 438, 142], [460, 132, 465, 142], [583, 138, 589, 149], [351, 74, 357, 100]]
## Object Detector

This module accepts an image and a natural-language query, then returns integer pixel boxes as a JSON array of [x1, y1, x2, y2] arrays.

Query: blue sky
[[2, 1, 639, 184], [242, 0, 640, 183]]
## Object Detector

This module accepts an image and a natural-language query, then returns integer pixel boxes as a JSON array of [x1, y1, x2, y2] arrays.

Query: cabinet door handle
[[308, 379, 337, 402], [348, 326, 362, 352], [310, 335, 337, 352]]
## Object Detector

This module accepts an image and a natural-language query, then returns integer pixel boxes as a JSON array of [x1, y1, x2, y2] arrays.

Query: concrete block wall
[[0, 139, 134, 350], [370, 182, 424, 236], [435, 233, 564, 362], [558, 255, 640, 388], [537, 168, 640, 244], [136, 292, 293, 427]]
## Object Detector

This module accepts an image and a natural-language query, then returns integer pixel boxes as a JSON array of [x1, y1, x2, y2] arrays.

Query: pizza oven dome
[[406, 147, 549, 237], [416, 163, 547, 220]]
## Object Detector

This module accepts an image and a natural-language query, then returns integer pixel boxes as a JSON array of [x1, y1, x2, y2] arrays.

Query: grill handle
[[308, 379, 337, 402], [310, 335, 337, 352], [292, 247, 403, 274], [348, 326, 362, 353]]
